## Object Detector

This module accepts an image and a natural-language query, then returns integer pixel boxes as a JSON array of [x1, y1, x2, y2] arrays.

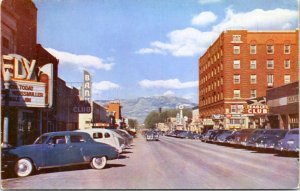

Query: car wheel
[[15, 158, 33, 177], [90, 156, 107, 170]]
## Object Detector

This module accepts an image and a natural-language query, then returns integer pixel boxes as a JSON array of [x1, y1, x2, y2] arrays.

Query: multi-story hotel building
[[199, 29, 298, 130]]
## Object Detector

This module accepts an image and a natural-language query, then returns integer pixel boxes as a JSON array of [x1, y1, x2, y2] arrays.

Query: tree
[[144, 108, 192, 129], [128, 119, 139, 129]]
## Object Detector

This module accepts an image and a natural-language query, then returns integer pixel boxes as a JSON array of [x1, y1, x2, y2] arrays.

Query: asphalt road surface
[[2, 135, 299, 189]]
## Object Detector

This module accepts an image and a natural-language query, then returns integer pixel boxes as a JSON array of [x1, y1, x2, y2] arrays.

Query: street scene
[[2, 135, 299, 189], [1, 0, 299, 190]]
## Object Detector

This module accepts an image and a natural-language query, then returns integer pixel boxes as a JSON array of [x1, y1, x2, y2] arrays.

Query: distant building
[[106, 101, 122, 128], [188, 106, 202, 133], [199, 29, 299, 129]]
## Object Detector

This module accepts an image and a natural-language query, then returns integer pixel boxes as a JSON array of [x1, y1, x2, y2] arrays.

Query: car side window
[[93, 132, 103, 139], [104, 132, 110, 138], [47, 136, 66, 144], [70, 135, 85, 143]]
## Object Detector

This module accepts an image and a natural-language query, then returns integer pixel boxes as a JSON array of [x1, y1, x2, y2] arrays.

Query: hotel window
[[250, 60, 256, 69], [231, 105, 244, 113], [233, 46, 240, 54], [267, 60, 274, 69], [233, 60, 240, 69], [284, 45, 290, 54], [250, 89, 256, 98], [284, 60, 290, 69], [250, 45, 256, 54], [250, 75, 257, 84], [267, 74, 274, 85], [232, 35, 241, 42], [233, 90, 240, 99], [233, 75, 240, 84], [284, 75, 290, 84], [267, 45, 274, 54]]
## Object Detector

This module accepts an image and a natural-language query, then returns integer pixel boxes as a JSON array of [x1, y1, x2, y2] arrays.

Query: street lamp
[[3, 69, 11, 148]]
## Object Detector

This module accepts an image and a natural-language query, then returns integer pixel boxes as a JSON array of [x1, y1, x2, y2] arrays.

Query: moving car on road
[[145, 130, 159, 141], [2, 131, 119, 177]]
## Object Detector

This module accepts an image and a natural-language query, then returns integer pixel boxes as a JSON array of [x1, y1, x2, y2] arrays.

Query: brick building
[[1, 0, 59, 146], [199, 29, 299, 130], [267, 81, 299, 129]]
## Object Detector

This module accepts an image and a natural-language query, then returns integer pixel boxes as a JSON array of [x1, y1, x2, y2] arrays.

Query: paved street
[[2, 135, 299, 189]]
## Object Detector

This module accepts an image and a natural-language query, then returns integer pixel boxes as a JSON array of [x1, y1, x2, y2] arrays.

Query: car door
[[67, 134, 86, 164], [43, 135, 69, 167]]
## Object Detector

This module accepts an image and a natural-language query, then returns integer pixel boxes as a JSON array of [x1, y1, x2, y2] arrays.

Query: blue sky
[[34, 0, 298, 103]]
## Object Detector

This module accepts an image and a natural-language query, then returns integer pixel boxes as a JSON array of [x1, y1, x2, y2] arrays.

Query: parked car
[[76, 128, 125, 154], [1, 131, 119, 177], [275, 128, 299, 153], [111, 129, 134, 147], [210, 130, 229, 142], [177, 131, 194, 139], [233, 129, 256, 146], [145, 130, 159, 141], [225, 130, 241, 144], [254, 129, 288, 150], [201, 130, 216, 142], [215, 130, 235, 143], [244, 129, 268, 148]]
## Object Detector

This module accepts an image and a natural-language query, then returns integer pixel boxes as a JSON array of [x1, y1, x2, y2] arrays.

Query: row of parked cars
[[1, 128, 134, 177], [165, 130, 201, 139], [200, 128, 299, 154]]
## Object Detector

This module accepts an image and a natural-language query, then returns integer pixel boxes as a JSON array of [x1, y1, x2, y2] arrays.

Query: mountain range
[[97, 96, 197, 124]]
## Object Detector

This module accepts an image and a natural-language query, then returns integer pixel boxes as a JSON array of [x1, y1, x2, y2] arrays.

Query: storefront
[[1, 54, 53, 146], [267, 81, 299, 129]]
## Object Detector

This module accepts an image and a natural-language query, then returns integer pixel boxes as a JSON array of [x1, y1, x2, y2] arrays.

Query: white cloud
[[136, 28, 218, 57], [136, 8, 297, 57], [198, 0, 221, 4], [192, 11, 217, 26], [46, 48, 114, 70], [93, 81, 120, 91], [213, 8, 298, 32], [139, 79, 198, 89], [163, 90, 175, 96]]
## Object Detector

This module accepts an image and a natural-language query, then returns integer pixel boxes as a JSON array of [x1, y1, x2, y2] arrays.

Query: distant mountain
[[96, 96, 197, 124]]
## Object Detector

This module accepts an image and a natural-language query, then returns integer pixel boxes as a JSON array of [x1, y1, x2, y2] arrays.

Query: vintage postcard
[[1, 0, 299, 189]]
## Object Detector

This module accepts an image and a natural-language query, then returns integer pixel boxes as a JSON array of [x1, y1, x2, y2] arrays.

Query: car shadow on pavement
[[104, 164, 126, 169], [122, 151, 133, 154], [118, 154, 129, 159]]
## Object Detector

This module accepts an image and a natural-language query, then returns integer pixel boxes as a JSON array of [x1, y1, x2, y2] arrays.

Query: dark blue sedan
[[2, 131, 119, 177]]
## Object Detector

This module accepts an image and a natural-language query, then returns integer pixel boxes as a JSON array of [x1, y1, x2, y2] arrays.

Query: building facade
[[56, 78, 80, 131], [267, 81, 299, 129], [199, 29, 299, 130], [1, 0, 59, 146]]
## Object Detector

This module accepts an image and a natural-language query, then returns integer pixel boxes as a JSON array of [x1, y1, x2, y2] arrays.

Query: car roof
[[76, 128, 112, 133], [42, 131, 89, 136]]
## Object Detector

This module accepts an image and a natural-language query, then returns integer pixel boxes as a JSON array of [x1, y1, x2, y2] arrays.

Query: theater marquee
[[8, 80, 46, 107], [1, 54, 52, 108]]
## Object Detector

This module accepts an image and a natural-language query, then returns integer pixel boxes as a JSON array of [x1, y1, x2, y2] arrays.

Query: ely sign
[[1, 54, 48, 107]]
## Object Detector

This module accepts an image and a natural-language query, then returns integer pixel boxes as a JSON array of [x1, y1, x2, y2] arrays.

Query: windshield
[[34, 135, 48, 144]]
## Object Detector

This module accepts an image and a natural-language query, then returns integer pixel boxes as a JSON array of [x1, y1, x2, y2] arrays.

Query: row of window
[[200, 59, 291, 84], [233, 59, 291, 69], [233, 74, 291, 84], [200, 88, 259, 106], [233, 44, 291, 55]]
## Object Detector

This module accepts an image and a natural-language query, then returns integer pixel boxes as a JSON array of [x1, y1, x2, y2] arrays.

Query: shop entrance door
[[17, 110, 36, 146]]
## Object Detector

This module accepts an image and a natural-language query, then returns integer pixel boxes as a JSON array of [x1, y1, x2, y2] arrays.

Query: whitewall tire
[[90, 156, 107, 170], [15, 158, 33, 177]]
